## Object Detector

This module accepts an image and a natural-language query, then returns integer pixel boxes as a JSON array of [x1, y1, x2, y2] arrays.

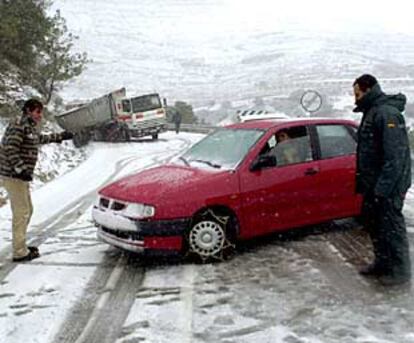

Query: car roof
[[226, 117, 358, 130]]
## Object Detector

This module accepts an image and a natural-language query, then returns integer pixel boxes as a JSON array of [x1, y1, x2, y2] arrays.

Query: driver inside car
[[273, 130, 301, 166]]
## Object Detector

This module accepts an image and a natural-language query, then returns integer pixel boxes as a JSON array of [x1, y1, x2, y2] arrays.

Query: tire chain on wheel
[[187, 209, 236, 263]]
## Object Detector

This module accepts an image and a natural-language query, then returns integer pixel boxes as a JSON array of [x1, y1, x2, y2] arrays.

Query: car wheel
[[151, 133, 158, 140], [187, 211, 236, 262]]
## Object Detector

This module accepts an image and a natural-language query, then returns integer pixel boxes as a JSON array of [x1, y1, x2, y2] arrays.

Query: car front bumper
[[92, 206, 190, 254]]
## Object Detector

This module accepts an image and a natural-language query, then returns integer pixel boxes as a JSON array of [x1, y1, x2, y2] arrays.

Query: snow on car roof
[[227, 117, 358, 130], [237, 110, 289, 122]]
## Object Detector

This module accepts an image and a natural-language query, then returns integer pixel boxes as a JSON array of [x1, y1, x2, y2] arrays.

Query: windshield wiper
[[192, 159, 221, 169], [179, 156, 190, 166]]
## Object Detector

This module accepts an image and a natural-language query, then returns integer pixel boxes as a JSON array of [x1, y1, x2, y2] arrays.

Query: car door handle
[[304, 167, 319, 176]]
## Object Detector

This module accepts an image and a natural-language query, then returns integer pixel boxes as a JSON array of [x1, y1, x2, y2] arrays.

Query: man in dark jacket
[[353, 74, 411, 285], [172, 106, 182, 134], [0, 99, 73, 262]]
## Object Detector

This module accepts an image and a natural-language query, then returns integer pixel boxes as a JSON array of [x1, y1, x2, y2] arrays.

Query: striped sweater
[[0, 114, 64, 180]]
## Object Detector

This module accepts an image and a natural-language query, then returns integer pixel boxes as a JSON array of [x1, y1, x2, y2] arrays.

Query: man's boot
[[378, 274, 411, 286]]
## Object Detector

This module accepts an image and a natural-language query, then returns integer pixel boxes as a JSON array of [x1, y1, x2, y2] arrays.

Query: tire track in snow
[[115, 263, 197, 343], [178, 264, 196, 343], [56, 262, 197, 343], [48, 136, 195, 343], [289, 220, 378, 304], [54, 254, 145, 343], [292, 218, 414, 303]]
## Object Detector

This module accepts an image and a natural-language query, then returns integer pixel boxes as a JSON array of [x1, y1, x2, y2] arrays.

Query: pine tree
[[33, 9, 88, 104], [0, 0, 88, 107]]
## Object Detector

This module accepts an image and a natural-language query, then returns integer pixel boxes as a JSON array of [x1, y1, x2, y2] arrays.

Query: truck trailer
[[55, 88, 167, 147]]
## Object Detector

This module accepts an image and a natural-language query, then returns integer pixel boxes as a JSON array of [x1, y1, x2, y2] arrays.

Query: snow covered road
[[0, 132, 414, 343], [0, 132, 202, 343]]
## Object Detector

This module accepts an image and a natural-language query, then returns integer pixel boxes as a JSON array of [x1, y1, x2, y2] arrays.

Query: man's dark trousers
[[362, 192, 411, 279]]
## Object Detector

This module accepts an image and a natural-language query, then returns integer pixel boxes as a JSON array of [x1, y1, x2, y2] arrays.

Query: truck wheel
[[151, 133, 158, 140], [108, 128, 121, 142], [94, 129, 105, 141], [80, 131, 91, 145], [186, 210, 236, 263], [122, 128, 131, 142], [73, 133, 83, 148], [73, 131, 90, 147]]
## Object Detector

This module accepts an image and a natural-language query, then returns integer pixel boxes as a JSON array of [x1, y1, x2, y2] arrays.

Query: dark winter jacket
[[354, 83, 411, 197], [0, 114, 64, 180], [172, 110, 182, 124]]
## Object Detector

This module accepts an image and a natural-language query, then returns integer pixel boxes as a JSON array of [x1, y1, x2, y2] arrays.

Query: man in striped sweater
[[0, 99, 73, 262]]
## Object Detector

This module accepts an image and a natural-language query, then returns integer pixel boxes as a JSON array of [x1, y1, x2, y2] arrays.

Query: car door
[[312, 123, 362, 220], [238, 124, 323, 238]]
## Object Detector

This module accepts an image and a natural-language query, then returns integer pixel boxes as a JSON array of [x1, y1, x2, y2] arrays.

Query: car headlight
[[122, 203, 155, 219]]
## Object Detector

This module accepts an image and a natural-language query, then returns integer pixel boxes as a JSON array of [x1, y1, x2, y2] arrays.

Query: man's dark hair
[[22, 98, 43, 114], [353, 74, 378, 92]]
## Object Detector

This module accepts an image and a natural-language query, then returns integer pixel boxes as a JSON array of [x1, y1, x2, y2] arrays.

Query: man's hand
[[17, 170, 32, 182], [61, 131, 74, 140]]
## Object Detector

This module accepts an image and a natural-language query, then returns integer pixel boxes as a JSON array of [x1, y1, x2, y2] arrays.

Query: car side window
[[346, 125, 358, 141], [259, 126, 313, 167], [316, 125, 357, 159]]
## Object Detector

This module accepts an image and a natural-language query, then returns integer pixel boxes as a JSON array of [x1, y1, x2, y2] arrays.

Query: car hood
[[99, 164, 229, 204]]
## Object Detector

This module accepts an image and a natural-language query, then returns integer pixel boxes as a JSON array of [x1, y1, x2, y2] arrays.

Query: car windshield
[[181, 128, 264, 170]]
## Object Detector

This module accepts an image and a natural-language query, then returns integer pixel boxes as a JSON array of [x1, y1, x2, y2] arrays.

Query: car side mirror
[[250, 154, 276, 172]]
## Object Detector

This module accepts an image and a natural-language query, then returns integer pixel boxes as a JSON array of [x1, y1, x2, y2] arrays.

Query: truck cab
[[114, 93, 167, 140]]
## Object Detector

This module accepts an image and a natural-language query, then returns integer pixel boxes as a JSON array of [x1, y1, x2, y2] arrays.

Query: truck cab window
[[122, 100, 131, 113]]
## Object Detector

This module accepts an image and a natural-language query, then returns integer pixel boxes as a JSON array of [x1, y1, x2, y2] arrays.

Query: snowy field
[[0, 132, 413, 343], [53, 0, 414, 107]]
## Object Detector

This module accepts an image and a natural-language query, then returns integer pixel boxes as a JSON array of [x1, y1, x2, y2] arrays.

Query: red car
[[92, 118, 362, 260]]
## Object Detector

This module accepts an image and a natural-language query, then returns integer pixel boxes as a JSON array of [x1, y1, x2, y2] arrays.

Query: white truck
[[55, 88, 167, 147]]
